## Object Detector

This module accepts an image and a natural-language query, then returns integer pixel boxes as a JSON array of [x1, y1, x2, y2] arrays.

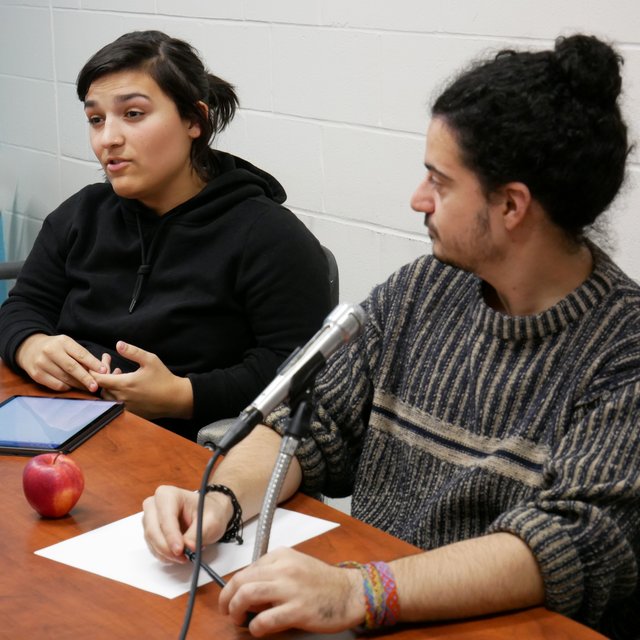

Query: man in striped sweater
[[143, 34, 640, 638]]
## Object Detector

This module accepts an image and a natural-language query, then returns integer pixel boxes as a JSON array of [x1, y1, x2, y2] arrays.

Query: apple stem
[[53, 452, 62, 464]]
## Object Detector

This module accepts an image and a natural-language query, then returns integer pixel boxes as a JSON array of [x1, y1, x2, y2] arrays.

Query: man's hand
[[93, 341, 193, 420], [219, 547, 365, 636], [15, 333, 106, 393], [142, 485, 233, 563]]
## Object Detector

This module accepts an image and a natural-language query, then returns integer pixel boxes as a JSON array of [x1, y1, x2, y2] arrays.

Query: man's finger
[[142, 496, 184, 563], [153, 487, 194, 559]]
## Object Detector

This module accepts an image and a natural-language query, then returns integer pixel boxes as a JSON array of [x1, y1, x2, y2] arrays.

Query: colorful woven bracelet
[[338, 560, 400, 630]]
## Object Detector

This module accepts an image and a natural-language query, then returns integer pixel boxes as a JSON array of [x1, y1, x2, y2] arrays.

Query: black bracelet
[[205, 484, 243, 545]]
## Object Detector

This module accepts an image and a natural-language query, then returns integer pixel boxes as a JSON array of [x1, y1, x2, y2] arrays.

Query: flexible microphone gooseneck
[[250, 303, 367, 561], [214, 302, 368, 454]]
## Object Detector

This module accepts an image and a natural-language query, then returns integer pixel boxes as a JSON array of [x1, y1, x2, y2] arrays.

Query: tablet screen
[[0, 395, 122, 453]]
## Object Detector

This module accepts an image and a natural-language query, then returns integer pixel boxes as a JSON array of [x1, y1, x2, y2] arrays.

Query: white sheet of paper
[[35, 508, 339, 599]]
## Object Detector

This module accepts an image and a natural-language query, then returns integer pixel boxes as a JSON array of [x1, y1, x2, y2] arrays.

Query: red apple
[[22, 453, 85, 518]]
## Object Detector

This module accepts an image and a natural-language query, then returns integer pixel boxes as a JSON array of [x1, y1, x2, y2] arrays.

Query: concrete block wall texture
[[1, 0, 640, 304]]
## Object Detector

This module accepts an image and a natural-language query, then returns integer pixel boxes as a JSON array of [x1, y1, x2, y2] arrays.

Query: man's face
[[411, 118, 504, 274]]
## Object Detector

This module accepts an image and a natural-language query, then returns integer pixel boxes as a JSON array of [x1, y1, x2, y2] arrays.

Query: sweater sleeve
[[187, 204, 332, 424], [0, 214, 71, 370], [265, 268, 397, 498], [488, 380, 640, 627]]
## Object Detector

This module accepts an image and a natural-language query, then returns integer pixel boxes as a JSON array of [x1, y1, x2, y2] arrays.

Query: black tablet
[[0, 395, 124, 456]]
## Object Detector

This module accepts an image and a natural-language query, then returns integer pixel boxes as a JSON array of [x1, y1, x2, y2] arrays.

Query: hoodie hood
[[119, 150, 287, 224], [119, 151, 288, 312]]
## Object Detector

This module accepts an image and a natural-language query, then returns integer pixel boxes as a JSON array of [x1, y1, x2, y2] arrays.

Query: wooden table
[[0, 364, 604, 639]]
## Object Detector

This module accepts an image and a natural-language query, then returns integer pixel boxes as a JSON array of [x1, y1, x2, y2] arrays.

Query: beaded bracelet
[[205, 484, 243, 544], [338, 560, 400, 630]]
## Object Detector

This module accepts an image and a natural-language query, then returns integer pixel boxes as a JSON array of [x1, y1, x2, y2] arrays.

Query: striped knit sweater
[[267, 246, 640, 635]]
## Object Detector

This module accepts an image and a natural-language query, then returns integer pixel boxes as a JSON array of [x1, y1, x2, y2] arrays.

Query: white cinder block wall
[[1, 0, 640, 305]]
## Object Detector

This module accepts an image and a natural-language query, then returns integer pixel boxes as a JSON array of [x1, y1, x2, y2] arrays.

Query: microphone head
[[240, 302, 368, 427], [326, 303, 368, 343]]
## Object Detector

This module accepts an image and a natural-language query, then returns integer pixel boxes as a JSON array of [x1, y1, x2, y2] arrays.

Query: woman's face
[[84, 69, 204, 214]]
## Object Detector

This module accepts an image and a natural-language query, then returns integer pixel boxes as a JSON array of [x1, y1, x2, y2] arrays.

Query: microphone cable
[[178, 448, 222, 640]]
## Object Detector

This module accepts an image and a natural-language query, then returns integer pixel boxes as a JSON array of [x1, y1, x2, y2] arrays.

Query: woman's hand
[[15, 333, 106, 392], [219, 547, 364, 637], [93, 341, 194, 420]]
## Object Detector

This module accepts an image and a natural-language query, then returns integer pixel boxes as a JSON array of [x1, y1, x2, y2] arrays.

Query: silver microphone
[[252, 302, 366, 416], [215, 303, 367, 452]]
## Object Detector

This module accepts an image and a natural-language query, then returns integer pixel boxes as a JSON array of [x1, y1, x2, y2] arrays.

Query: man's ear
[[495, 182, 532, 231], [187, 101, 209, 139]]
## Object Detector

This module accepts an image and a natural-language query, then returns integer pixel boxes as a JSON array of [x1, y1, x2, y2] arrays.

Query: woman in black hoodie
[[0, 31, 331, 440]]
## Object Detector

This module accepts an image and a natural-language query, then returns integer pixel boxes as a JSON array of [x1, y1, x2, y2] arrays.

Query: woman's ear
[[187, 101, 209, 139]]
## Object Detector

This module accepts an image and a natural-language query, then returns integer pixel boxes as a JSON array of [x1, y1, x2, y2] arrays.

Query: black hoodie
[[0, 152, 331, 439]]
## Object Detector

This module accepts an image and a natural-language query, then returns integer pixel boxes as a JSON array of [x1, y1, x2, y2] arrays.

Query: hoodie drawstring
[[129, 214, 151, 314]]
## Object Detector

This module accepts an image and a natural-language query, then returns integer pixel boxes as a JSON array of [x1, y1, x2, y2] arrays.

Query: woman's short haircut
[[77, 30, 238, 182]]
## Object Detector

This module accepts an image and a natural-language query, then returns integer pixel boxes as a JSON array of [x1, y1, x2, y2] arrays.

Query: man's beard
[[429, 205, 501, 274]]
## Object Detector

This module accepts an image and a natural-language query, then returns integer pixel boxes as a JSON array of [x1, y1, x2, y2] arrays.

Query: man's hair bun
[[554, 34, 623, 108]]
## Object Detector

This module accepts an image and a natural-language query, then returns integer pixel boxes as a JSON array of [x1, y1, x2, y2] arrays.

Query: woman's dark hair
[[432, 34, 631, 242], [76, 30, 238, 182]]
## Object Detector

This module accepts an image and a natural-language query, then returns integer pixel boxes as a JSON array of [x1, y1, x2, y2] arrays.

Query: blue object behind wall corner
[[0, 212, 8, 302]]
